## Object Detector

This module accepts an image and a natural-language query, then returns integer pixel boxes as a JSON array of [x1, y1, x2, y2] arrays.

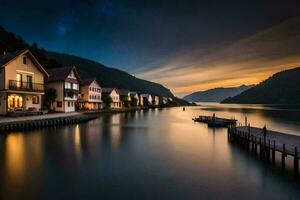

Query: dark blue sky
[[1, 0, 300, 95]]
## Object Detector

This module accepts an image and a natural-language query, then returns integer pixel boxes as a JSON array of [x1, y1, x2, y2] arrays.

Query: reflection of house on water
[[2, 133, 43, 191]]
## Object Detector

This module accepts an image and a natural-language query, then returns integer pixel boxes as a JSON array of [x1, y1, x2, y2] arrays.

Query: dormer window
[[23, 56, 27, 65]]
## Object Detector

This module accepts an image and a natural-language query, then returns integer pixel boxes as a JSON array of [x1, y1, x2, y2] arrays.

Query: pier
[[228, 126, 300, 174]]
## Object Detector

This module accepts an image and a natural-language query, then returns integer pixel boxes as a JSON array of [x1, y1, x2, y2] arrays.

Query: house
[[117, 89, 131, 107], [102, 88, 121, 108], [140, 94, 152, 106], [129, 91, 139, 106], [138, 93, 144, 106], [78, 78, 102, 110], [46, 66, 81, 112], [162, 97, 168, 105], [153, 95, 160, 106], [0, 50, 49, 115]]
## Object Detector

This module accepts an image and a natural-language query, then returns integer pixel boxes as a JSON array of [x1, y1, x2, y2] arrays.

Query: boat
[[192, 114, 237, 127]]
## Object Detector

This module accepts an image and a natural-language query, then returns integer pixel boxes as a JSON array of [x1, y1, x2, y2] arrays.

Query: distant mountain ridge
[[183, 85, 254, 102], [48, 52, 174, 97], [222, 67, 300, 104], [0, 25, 174, 98]]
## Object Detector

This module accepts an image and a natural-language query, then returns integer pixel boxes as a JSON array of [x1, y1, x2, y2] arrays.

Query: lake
[[1, 103, 300, 199]]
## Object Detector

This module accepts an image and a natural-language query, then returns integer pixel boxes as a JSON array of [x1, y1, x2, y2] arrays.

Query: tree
[[131, 97, 138, 107], [143, 97, 149, 107], [45, 88, 57, 110], [121, 96, 130, 108], [102, 96, 113, 108]]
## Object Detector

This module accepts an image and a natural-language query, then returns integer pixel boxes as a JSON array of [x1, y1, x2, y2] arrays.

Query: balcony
[[64, 88, 79, 94], [9, 80, 44, 93]]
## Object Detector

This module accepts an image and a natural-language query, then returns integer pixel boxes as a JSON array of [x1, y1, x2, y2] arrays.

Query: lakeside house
[[117, 89, 131, 107], [0, 50, 49, 115], [162, 97, 168, 105], [46, 66, 81, 112], [78, 78, 102, 110], [153, 95, 160, 106], [140, 94, 152, 106], [138, 94, 144, 106], [129, 91, 139, 106], [102, 88, 121, 108]]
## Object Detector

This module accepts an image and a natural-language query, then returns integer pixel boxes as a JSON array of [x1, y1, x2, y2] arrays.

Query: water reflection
[[196, 103, 300, 135], [0, 106, 300, 199]]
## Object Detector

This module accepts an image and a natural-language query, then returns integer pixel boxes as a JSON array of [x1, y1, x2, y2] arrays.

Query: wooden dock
[[228, 126, 300, 174], [193, 115, 237, 127]]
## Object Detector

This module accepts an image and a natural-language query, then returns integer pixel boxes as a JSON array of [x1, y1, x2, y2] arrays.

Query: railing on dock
[[228, 125, 300, 175]]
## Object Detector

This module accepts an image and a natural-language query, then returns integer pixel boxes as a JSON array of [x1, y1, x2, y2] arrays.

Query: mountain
[[222, 67, 300, 104], [183, 85, 254, 102], [47, 52, 173, 97], [0, 25, 175, 98]]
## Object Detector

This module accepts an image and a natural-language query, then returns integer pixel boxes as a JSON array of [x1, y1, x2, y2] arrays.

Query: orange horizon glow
[[136, 16, 300, 97]]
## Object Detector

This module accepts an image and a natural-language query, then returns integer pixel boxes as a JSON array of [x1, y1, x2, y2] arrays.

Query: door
[[26, 75, 33, 89]]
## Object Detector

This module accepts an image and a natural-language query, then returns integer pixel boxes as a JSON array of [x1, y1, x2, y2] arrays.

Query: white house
[[129, 91, 139, 106], [153, 95, 160, 106], [0, 49, 49, 115], [78, 78, 102, 110], [46, 66, 81, 112], [102, 88, 121, 108], [140, 94, 152, 106]]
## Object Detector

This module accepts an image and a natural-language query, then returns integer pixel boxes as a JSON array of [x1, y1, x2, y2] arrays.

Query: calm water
[[1, 103, 300, 199]]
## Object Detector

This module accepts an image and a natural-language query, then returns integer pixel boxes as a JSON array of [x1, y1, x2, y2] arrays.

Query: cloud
[[136, 17, 300, 96]]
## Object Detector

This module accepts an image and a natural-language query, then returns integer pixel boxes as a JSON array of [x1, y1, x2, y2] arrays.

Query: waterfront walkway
[[0, 112, 82, 124], [236, 126, 300, 156]]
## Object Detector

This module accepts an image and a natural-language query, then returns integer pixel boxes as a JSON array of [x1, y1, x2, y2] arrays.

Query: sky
[[1, 0, 300, 96]]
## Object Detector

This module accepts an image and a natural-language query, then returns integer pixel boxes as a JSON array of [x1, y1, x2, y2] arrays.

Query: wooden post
[[254, 136, 257, 155], [272, 140, 276, 164], [259, 137, 262, 158], [294, 147, 299, 175], [251, 135, 254, 151], [267, 139, 271, 162], [282, 144, 286, 169]]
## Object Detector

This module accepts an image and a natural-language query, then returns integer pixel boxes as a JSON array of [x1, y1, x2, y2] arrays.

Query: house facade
[[153, 95, 160, 106], [117, 89, 131, 107], [46, 66, 81, 112], [78, 78, 102, 110], [129, 91, 139, 106], [141, 94, 152, 106], [102, 88, 121, 108], [0, 50, 48, 115]]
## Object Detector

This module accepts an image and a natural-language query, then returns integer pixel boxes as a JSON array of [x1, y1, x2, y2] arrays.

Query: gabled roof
[[0, 49, 49, 77], [81, 78, 96, 86], [46, 66, 81, 83], [116, 89, 130, 96], [102, 87, 116, 94]]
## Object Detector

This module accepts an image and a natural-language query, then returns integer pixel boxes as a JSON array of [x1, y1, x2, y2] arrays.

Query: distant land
[[0, 25, 191, 105], [222, 67, 300, 104], [183, 85, 254, 102]]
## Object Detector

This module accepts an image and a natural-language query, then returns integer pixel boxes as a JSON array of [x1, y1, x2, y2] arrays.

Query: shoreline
[[0, 106, 183, 133]]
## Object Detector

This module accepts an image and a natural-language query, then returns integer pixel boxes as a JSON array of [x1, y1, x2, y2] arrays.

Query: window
[[90, 87, 92, 91], [65, 82, 71, 89], [71, 102, 74, 107], [26, 75, 33, 89], [57, 101, 62, 107], [67, 101, 70, 107], [23, 56, 27, 64], [73, 83, 78, 90], [32, 96, 39, 104]]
